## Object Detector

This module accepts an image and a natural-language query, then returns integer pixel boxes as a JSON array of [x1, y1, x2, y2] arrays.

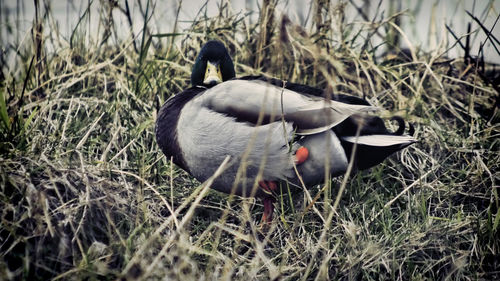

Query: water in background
[[2, 0, 499, 64]]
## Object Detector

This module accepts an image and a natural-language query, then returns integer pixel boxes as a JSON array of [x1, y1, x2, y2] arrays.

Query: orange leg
[[261, 197, 274, 223], [259, 181, 277, 223], [258, 147, 308, 223]]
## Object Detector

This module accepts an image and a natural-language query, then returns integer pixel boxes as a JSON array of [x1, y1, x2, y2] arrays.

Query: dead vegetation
[[0, 0, 499, 280]]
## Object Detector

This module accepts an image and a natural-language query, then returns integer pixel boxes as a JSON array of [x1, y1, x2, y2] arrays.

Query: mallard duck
[[155, 40, 416, 222]]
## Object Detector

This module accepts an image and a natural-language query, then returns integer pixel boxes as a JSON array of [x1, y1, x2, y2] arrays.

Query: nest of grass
[[1, 0, 499, 280]]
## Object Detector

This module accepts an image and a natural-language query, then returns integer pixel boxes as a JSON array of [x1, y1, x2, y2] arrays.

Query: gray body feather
[[177, 101, 296, 197], [164, 80, 415, 197]]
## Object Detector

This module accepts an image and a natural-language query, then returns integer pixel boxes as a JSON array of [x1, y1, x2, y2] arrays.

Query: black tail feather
[[408, 123, 415, 136], [337, 115, 415, 170], [390, 116, 405, 135]]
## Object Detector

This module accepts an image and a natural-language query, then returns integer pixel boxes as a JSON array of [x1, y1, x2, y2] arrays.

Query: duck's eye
[[217, 65, 222, 77]]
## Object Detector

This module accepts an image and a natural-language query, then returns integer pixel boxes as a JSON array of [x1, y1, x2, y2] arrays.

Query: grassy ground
[[1, 0, 499, 280]]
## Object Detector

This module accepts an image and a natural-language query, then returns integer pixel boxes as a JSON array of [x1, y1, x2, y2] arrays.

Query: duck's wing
[[239, 75, 372, 105], [196, 79, 378, 135]]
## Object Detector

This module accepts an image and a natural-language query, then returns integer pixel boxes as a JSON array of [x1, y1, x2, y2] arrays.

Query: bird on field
[[155, 40, 416, 223]]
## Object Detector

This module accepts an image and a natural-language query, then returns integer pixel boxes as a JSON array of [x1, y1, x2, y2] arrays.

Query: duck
[[155, 40, 416, 223]]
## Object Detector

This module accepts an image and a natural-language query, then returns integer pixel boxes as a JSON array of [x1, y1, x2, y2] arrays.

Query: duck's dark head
[[191, 40, 235, 87]]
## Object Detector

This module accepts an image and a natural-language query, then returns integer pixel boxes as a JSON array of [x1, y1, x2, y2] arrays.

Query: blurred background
[[2, 0, 499, 66]]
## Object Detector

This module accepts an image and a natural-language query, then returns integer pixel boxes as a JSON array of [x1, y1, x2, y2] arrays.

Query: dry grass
[[1, 0, 499, 280]]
